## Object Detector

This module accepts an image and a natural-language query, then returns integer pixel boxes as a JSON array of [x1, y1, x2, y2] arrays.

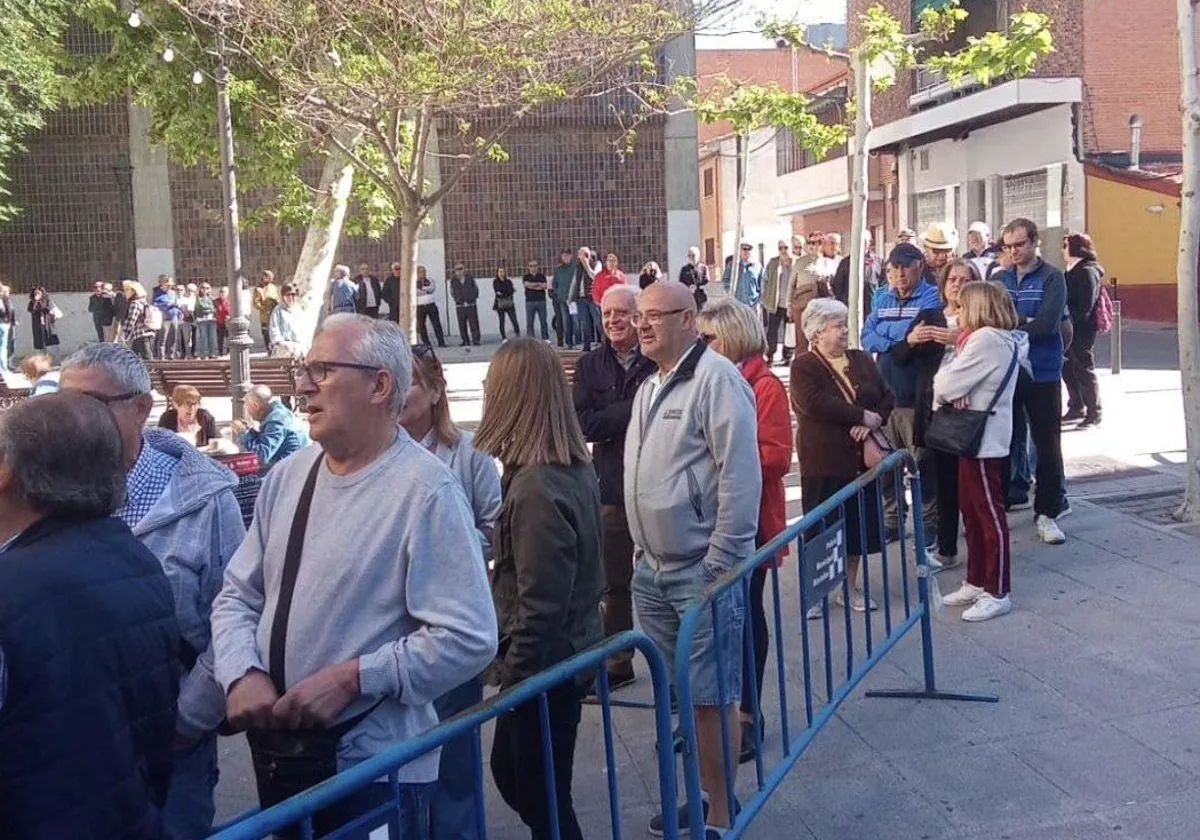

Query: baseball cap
[[887, 243, 924, 267], [968, 221, 991, 237]]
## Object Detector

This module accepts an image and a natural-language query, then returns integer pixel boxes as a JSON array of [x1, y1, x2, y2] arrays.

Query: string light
[[162, 45, 175, 63], [127, 8, 141, 28], [192, 69, 205, 84]]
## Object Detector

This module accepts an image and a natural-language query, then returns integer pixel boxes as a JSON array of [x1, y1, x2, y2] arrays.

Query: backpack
[[1093, 283, 1114, 334], [144, 303, 163, 332]]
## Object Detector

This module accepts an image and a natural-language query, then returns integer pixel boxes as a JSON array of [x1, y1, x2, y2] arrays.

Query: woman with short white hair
[[791, 298, 895, 616]]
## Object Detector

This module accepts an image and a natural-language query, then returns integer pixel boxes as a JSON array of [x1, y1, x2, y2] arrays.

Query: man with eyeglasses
[[762, 239, 796, 364], [997, 218, 1069, 546], [58, 343, 245, 839], [212, 315, 497, 838], [522, 259, 550, 341], [624, 281, 761, 839]]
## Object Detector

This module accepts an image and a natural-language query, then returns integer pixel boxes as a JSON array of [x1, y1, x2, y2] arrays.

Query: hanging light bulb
[[162, 45, 175, 63], [192, 69, 204, 85], [127, 8, 141, 28]]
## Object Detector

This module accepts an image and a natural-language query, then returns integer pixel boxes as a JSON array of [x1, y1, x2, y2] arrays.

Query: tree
[[1174, 0, 1200, 521], [146, 0, 726, 335]]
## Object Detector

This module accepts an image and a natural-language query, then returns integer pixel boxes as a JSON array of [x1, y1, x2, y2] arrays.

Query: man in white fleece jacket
[[624, 281, 761, 838]]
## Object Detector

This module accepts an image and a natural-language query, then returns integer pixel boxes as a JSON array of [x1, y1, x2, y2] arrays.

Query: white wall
[[775, 154, 850, 215], [715, 128, 793, 263], [899, 105, 1084, 237]]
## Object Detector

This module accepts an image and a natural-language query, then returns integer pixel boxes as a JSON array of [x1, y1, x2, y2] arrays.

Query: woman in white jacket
[[932, 282, 1028, 622]]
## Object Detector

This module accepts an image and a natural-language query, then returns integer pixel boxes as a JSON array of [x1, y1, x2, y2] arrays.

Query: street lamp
[[198, 0, 251, 419]]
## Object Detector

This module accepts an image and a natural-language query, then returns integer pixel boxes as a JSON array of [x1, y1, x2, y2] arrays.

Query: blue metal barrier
[[208, 631, 680, 840], [673, 450, 998, 839]]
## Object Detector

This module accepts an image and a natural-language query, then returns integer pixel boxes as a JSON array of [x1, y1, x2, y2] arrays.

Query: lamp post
[[208, 1, 251, 419]]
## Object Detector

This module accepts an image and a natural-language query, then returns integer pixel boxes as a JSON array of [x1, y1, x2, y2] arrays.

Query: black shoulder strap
[[985, 345, 1020, 415], [269, 454, 324, 694]]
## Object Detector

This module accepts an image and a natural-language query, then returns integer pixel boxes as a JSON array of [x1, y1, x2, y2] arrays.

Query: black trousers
[[218, 324, 228, 355], [496, 307, 520, 339], [491, 682, 584, 840], [456, 305, 481, 345], [1063, 323, 1101, 419], [1025, 380, 1066, 518], [600, 505, 635, 673], [417, 303, 446, 347], [933, 449, 960, 557], [740, 565, 769, 718], [763, 307, 790, 360]]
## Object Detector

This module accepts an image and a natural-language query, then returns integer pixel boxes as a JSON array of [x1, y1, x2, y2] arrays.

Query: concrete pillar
[[127, 102, 176, 283], [662, 32, 701, 279]]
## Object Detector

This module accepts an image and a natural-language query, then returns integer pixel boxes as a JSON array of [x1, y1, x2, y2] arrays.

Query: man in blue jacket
[[861, 243, 943, 550], [235, 384, 310, 467], [573, 284, 656, 689], [998, 218, 1068, 545], [722, 242, 764, 309]]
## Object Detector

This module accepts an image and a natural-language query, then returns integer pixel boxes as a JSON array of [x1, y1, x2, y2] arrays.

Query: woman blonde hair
[[412, 346, 460, 446], [124, 280, 147, 299], [958, 281, 1019, 332], [171, 384, 201, 407], [475, 338, 590, 468], [695, 298, 767, 361]]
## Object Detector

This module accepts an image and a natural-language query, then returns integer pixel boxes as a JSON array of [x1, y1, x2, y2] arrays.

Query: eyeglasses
[[1002, 240, 1031, 251], [630, 308, 688, 326], [298, 360, 382, 384], [66, 389, 145, 405], [700, 333, 716, 344]]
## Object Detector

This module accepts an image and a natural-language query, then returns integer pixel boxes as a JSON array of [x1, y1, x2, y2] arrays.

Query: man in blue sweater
[[998, 218, 1068, 545], [861, 242, 942, 551]]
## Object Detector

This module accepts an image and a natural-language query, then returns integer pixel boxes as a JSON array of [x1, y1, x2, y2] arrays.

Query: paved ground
[[210, 324, 1200, 839]]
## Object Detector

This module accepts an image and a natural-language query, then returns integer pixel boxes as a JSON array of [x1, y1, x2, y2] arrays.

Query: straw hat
[[921, 222, 958, 251]]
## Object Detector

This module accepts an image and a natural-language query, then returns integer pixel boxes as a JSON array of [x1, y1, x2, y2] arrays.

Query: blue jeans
[[195, 320, 218, 358], [632, 557, 745, 707], [525, 300, 549, 340], [333, 781, 435, 840], [0, 323, 9, 372], [163, 733, 218, 840], [574, 299, 601, 350], [552, 299, 575, 347], [431, 677, 484, 840]]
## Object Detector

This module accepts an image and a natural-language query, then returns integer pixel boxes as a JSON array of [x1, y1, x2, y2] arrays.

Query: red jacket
[[592, 270, 626, 304], [741, 355, 793, 565], [215, 297, 232, 327]]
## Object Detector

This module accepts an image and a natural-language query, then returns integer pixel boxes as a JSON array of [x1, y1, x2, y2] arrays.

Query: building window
[[703, 167, 714, 197], [776, 88, 848, 176], [704, 238, 716, 266], [1001, 170, 1048, 229], [914, 189, 948, 234]]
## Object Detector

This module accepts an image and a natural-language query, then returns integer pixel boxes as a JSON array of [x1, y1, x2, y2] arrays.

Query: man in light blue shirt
[[329, 264, 358, 314], [722, 242, 764, 309]]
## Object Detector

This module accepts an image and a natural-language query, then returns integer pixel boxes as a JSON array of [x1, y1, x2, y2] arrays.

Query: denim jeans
[[525, 300, 549, 340], [574, 299, 601, 350], [337, 781, 435, 840], [195, 320, 218, 358], [431, 677, 484, 840], [0, 323, 9, 372], [552, 299, 575, 347], [163, 733, 219, 840]]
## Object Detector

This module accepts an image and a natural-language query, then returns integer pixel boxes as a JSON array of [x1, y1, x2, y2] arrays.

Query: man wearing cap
[[861, 243, 942, 543], [722, 242, 764, 309], [965, 222, 1000, 278], [921, 223, 957, 285], [896, 228, 916, 245]]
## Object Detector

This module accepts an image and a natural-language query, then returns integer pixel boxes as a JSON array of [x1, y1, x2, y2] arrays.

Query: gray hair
[[61, 343, 152, 394], [246, 384, 273, 406], [687, 246, 701, 259], [317, 314, 412, 413], [333, 264, 350, 278], [601, 283, 638, 308], [802, 298, 850, 343], [0, 393, 126, 517]]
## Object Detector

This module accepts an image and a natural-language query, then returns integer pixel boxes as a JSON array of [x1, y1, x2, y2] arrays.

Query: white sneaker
[[935, 553, 962, 572], [1056, 501, 1073, 520], [1036, 514, 1066, 545], [942, 582, 986, 607], [806, 603, 823, 620], [848, 588, 878, 613], [924, 550, 944, 572], [962, 593, 1013, 622]]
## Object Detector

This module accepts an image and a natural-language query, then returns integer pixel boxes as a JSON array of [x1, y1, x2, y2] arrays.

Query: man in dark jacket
[[573, 284, 655, 688], [0, 393, 180, 840], [354, 262, 383, 318], [88, 280, 116, 342], [450, 262, 481, 347]]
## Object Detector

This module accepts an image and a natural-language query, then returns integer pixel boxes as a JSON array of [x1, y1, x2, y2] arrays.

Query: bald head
[[636, 281, 698, 371]]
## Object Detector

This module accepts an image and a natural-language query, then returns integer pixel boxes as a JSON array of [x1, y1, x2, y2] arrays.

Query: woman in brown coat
[[790, 297, 895, 616]]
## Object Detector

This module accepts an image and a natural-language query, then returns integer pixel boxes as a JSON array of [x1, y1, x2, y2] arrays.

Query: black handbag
[[925, 344, 1019, 458], [245, 455, 379, 836]]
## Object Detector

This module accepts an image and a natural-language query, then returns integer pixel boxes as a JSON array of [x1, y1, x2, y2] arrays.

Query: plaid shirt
[[116, 438, 178, 528]]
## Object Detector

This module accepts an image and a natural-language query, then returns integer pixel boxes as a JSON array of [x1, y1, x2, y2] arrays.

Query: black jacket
[[0, 516, 180, 840], [573, 343, 656, 505], [158, 406, 220, 447], [88, 292, 116, 325], [491, 463, 604, 688], [451, 274, 479, 306], [1065, 259, 1104, 329], [892, 307, 948, 447], [355, 274, 383, 313]]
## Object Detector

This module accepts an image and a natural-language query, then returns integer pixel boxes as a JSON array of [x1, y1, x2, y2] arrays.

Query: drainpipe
[[1129, 113, 1144, 170]]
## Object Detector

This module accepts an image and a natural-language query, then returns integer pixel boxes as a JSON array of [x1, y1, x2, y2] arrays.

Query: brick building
[[0, 31, 700, 353], [856, 0, 1186, 319]]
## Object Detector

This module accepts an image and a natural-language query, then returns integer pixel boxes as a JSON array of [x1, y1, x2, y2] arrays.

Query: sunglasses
[[411, 343, 436, 361]]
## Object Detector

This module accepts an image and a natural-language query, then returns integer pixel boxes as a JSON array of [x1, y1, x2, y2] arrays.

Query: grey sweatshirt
[[623, 341, 762, 573], [211, 432, 498, 781]]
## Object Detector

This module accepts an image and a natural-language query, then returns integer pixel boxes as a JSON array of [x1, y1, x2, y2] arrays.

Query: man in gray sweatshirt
[[624, 281, 762, 838], [212, 315, 497, 837]]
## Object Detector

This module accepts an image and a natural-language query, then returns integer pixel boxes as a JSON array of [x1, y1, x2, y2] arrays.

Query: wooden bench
[[146, 358, 301, 401], [0, 381, 30, 410], [558, 349, 584, 385]]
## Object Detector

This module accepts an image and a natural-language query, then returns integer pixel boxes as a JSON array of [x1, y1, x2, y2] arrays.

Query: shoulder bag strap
[[814, 349, 857, 404], [268, 454, 324, 694], [984, 345, 1020, 415]]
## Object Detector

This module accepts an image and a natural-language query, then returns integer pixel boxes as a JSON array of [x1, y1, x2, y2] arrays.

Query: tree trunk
[[732, 132, 746, 296], [292, 130, 361, 346], [396, 215, 421, 341], [1175, 0, 1200, 521], [847, 51, 872, 349]]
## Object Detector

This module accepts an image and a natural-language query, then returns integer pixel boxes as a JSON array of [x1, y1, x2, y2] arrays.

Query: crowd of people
[[0, 214, 1112, 840]]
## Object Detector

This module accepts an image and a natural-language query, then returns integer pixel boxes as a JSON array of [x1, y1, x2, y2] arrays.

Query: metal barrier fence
[[673, 450, 998, 839], [208, 631, 680, 840]]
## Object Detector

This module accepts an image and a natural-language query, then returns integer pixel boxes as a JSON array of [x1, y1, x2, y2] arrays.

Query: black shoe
[[1062, 409, 1085, 423], [1007, 496, 1031, 512], [607, 668, 637, 691], [649, 796, 708, 837], [1078, 415, 1102, 429], [738, 719, 761, 765]]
